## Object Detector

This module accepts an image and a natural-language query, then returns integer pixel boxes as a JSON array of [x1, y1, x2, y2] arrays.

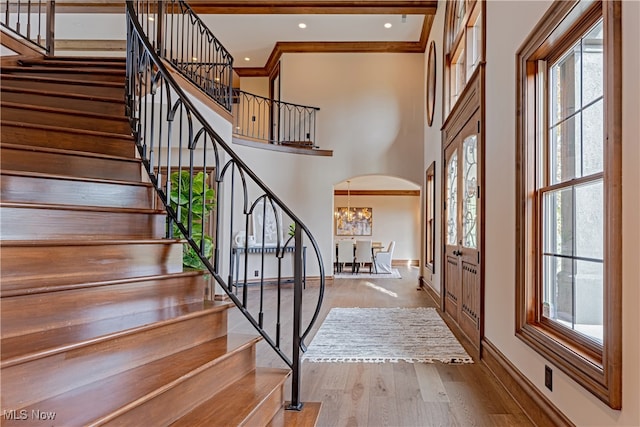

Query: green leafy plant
[[288, 223, 296, 237], [169, 171, 215, 269]]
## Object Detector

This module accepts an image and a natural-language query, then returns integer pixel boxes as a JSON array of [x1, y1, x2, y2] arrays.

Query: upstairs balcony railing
[[127, 1, 325, 409], [233, 89, 320, 149], [141, 0, 234, 112], [1, 0, 55, 54]]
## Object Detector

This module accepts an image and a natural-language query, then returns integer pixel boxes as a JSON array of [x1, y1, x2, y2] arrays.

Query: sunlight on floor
[[364, 281, 398, 298]]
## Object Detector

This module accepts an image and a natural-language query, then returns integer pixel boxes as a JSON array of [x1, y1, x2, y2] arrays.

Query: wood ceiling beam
[[54, 1, 437, 14], [187, 1, 437, 15]]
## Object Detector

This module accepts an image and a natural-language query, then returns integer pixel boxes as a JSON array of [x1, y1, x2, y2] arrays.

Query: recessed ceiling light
[[148, 16, 154, 21], [298, 23, 307, 29], [244, 57, 251, 61], [384, 23, 392, 29], [192, 57, 198, 61], [215, 77, 220, 82]]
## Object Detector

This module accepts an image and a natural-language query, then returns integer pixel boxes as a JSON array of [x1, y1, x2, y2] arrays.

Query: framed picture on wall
[[335, 207, 373, 236]]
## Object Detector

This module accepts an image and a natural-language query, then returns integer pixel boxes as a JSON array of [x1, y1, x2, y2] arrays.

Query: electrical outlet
[[254, 270, 259, 277], [545, 365, 553, 391]]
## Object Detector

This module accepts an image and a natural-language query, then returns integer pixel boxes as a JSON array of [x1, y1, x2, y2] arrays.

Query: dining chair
[[354, 240, 373, 273], [374, 241, 395, 274], [336, 240, 355, 273]]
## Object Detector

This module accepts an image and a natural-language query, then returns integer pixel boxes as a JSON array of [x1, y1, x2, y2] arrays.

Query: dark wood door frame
[[440, 65, 485, 356]]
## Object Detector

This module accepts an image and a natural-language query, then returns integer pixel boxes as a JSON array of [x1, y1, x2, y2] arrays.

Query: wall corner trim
[[481, 338, 575, 427]]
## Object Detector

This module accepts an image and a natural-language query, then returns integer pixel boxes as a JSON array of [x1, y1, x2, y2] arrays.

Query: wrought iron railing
[[233, 89, 320, 148], [133, 0, 234, 112], [127, 2, 325, 409], [1, 0, 55, 54]]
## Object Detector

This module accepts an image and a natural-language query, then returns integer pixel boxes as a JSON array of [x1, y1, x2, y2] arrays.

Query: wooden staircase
[[0, 57, 312, 426]]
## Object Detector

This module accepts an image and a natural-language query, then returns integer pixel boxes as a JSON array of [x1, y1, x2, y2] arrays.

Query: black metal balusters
[[126, 2, 325, 409], [1, 0, 55, 54], [232, 89, 320, 148]]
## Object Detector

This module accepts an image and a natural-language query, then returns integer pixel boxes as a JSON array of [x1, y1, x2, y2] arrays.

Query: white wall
[[240, 77, 269, 97], [334, 194, 420, 262], [477, 1, 639, 426], [422, 0, 446, 292], [232, 52, 425, 276], [280, 53, 425, 186], [0, 45, 18, 56]]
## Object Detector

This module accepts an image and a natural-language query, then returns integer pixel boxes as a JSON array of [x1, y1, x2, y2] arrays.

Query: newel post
[[156, 0, 164, 55], [287, 223, 304, 410], [46, 1, 55, 55]]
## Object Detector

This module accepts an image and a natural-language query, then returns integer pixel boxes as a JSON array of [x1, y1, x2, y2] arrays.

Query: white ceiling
[[54, 13, 424, 67], [200, 14, 425, 66]]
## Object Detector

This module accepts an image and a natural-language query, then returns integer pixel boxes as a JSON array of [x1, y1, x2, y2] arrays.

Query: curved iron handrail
[[233, 89, 320, 148], [126, 2, 325, 408], [137, 0, 234, 111]]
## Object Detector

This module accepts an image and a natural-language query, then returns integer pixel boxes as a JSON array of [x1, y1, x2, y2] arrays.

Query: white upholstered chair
[[374, 241, 395, 274], [354, 240, 373, 273], [336, 240, 355, 273]]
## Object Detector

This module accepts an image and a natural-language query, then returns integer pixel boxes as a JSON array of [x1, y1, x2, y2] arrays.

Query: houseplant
[[169, 171, 215, 269]]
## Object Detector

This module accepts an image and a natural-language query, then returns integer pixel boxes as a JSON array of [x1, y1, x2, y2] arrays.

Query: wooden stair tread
[[1, 272, 207, 340], [0, 121, 136, 157], [46, 56, 126, 62], [1, 120, 134, 141], [1, 65, 124, 75], [0, 100, 129, 123], [0, 241, 186, 295], [0, 73, 124, 88], [0, 238, 182, 248], [9, 334, 261, 426], [1, 301, 234, 367], [171, 367, 291, 427], [20, 58, 126, 69], [267, 402, 323, 427], [1, 171, 155, 210], [0, 86, 124, 104], [1, 170, 152, 188], [0, 270, 200, 298], [0, 142, 138, 163], [0, 201, 164, 215]]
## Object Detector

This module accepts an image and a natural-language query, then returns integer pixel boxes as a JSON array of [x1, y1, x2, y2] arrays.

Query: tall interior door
[[443, 111, 482, 348]]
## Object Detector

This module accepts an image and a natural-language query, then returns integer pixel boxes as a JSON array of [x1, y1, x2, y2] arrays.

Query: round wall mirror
[[426, 41, 437, 127]]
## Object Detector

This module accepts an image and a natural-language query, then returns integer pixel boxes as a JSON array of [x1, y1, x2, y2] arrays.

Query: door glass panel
[[446, 149, 458, 245], [463, 135, 478, 248]]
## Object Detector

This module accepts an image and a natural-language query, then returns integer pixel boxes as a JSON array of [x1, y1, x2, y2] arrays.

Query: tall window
[[445, 0, 484, 115], [543, 21, 604, 342], [516, 0, 621, 408]]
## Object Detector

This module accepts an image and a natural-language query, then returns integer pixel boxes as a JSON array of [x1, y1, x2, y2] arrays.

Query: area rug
[[302, 307, 473, 364], [334, 268, 401, 279]]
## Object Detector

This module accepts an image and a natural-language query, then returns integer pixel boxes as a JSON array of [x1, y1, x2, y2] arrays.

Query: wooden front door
[[443, 109, 482, 348]]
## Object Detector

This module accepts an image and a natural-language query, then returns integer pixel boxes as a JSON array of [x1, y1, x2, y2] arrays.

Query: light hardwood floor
[[228, 267, 533, 427]]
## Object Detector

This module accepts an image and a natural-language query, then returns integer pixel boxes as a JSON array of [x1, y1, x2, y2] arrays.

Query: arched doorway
[[332, 175, 421, 273]]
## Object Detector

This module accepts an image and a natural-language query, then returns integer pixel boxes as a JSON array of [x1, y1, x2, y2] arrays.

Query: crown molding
[[235, 11, 433, 77]]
